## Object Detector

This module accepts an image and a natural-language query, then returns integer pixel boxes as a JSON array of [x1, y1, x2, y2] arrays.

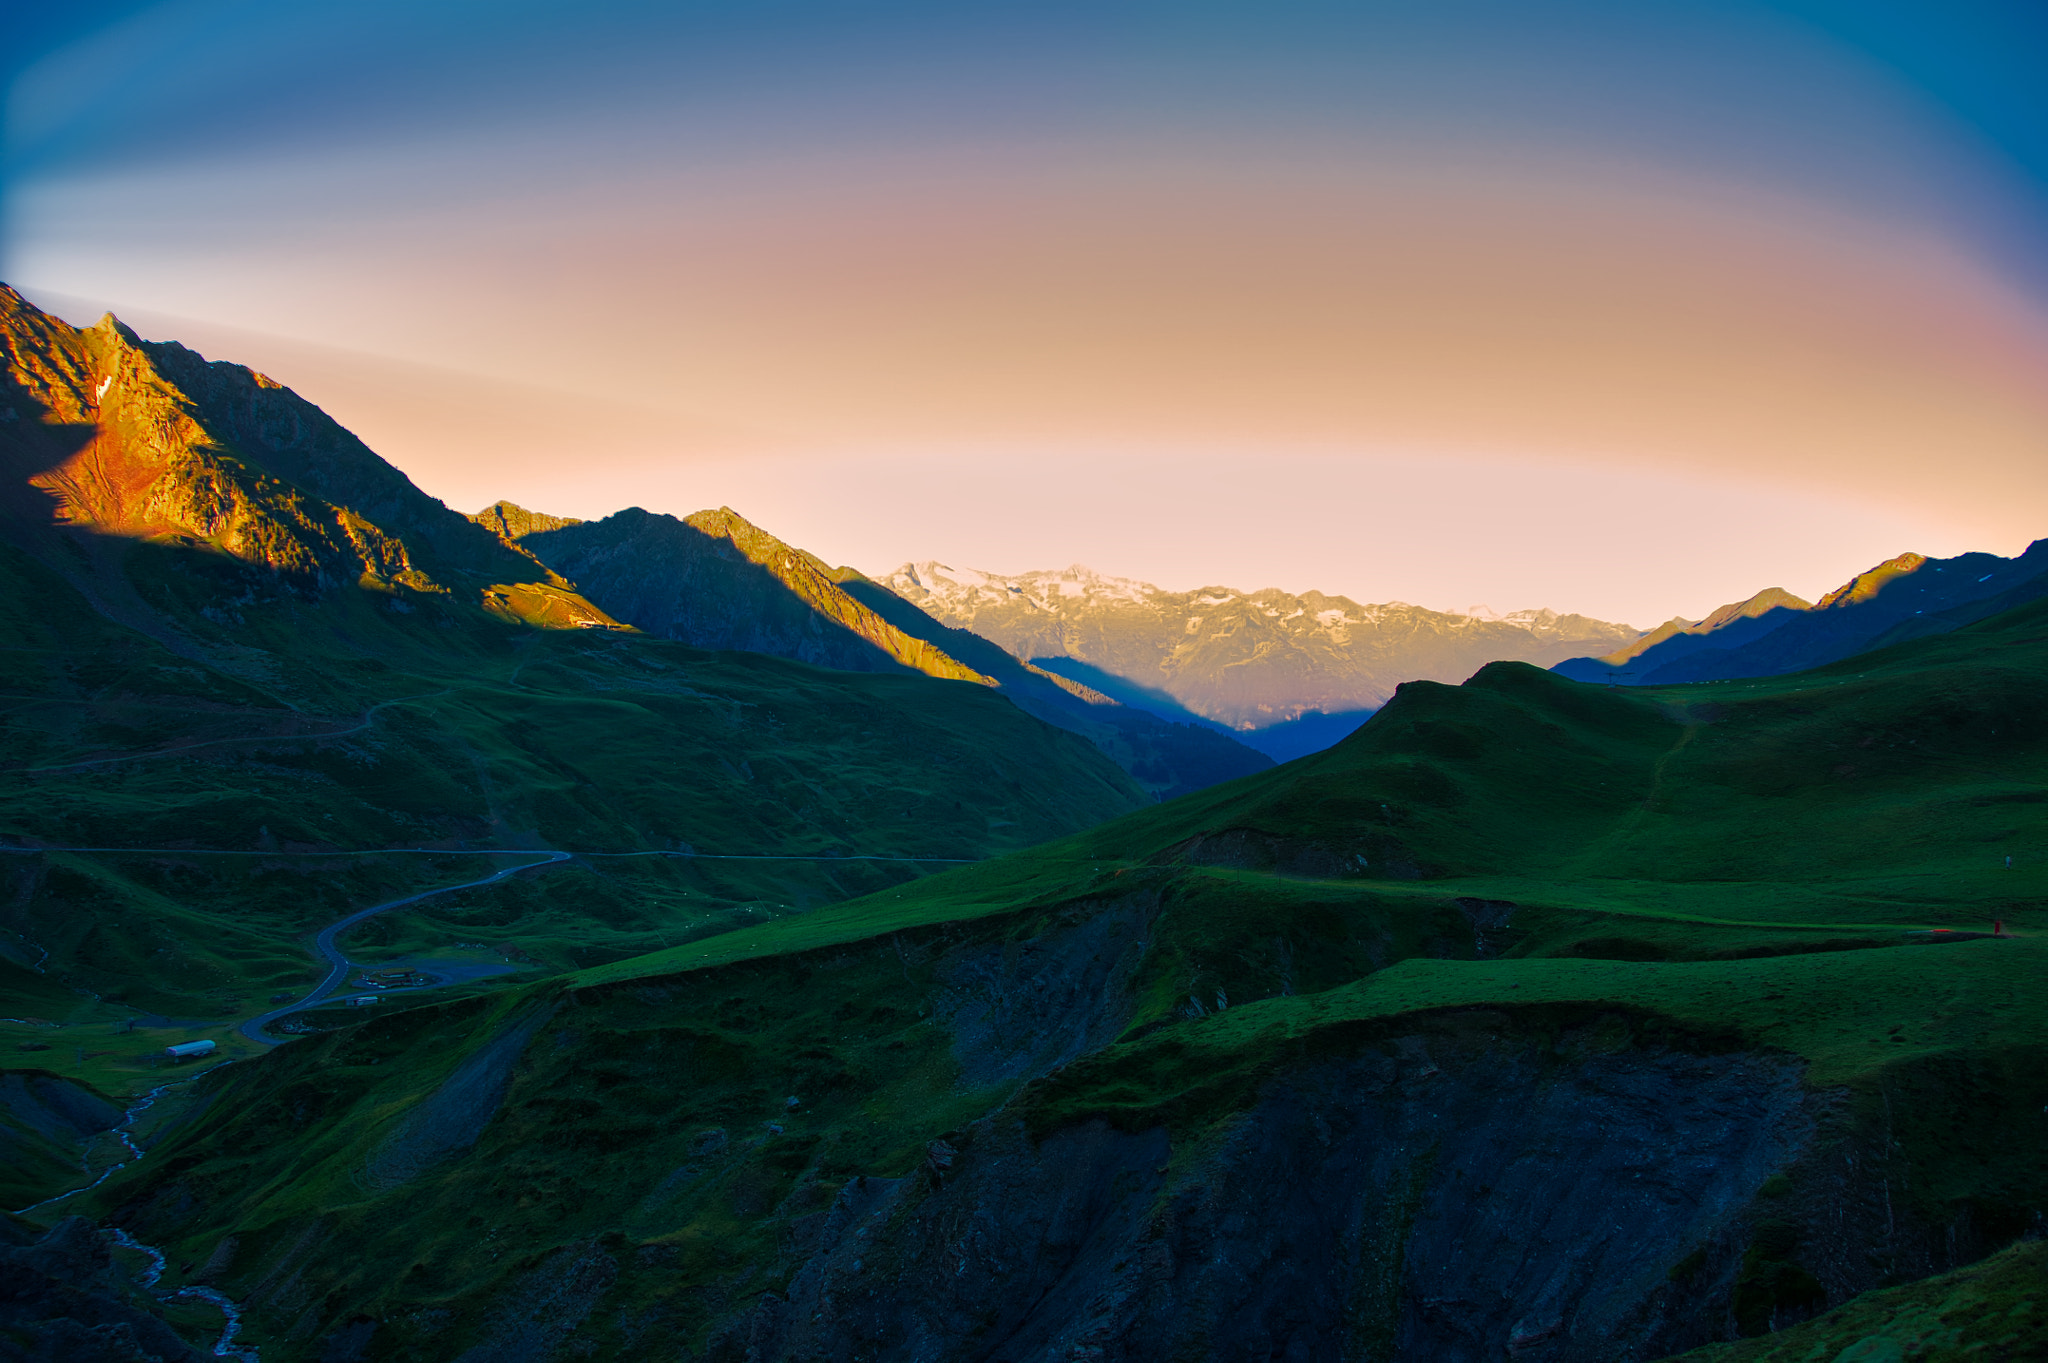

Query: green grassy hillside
[[1669, 1239, 2047, 1362], [0, 527, 1148, 1104], [45, 595, 2043, 1360], [580, 592, 2048, 993], [0, 284, 1154, 1220]]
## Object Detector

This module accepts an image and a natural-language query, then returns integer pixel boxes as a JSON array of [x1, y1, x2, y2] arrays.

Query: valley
[[1, 287, 2042, 1362], [21, 589, 2046, 1361]]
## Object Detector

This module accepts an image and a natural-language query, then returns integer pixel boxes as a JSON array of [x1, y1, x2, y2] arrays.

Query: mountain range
[[880, 561, 1641, 749], [496, 504, 1275, 800], [1553, 543, 2048, 685]]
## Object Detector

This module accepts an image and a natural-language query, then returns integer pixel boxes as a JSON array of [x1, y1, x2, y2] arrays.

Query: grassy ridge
[[581, 596, 2048, 993], [1669, 1238, 2047, 1361]]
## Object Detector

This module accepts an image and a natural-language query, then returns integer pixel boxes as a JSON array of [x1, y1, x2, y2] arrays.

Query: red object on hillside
[[1993, 919, 2005, 937]]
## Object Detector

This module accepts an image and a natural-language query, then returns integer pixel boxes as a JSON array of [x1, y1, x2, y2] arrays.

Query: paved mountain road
[[0, 841, 980, 1047], [239, 850, 571, 1045]]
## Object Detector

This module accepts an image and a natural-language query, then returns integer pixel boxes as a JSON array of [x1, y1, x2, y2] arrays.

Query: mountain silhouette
[[1553, 544, 2048, 685]]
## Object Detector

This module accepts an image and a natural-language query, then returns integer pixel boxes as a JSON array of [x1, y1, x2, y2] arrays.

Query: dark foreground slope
[[57, 597, 2047, 1361]]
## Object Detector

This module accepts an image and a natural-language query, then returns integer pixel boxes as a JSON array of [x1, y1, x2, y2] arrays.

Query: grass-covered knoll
[[1665, 1238, 2046, 1362]]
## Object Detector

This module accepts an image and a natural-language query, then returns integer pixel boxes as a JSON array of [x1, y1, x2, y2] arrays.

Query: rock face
[[880, 562, 1639, 731], [468, 499, 582, 540], [1552, 543, 2048, 686], [0, 1216, 208, 1362], [0, 286, 550, 598], [716, 1029, 1812, 1363], [0, 1071, 123, 1211]]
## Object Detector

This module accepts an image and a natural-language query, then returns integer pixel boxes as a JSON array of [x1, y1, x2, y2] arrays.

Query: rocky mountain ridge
[[470, 499, 582, 540], [521, 506, 992, 684], [881, 560, 1641, 730], [0, 285, 621, 651]]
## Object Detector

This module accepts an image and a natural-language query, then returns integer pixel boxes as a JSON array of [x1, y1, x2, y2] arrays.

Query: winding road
[[238, 850, 571, 1045], [15, 690, 449, 776], [1, 840, 980, 1048]]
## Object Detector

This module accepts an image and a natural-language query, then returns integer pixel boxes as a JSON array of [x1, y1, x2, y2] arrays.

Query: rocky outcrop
[[713, 1021, 1813, 1362], [936, 893, 1157, 1088], [0, 285, 568, 606], [0, 1216, 208, 1362], [365, 1007, 553, 1191], [469, 500, 582, 541]]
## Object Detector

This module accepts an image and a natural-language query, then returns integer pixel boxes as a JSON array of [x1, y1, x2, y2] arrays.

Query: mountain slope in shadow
[[520, 506, 991, 683], [1554, 543, 2048, 685]]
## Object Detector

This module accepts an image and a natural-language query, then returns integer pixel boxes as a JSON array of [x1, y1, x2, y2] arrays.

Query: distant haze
[[8, 2, 2046, 624]]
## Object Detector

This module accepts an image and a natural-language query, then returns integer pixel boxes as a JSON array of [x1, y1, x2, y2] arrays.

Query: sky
[[5, 1, 2047, 626]]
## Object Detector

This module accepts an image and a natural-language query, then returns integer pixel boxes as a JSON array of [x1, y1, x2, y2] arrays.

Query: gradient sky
[[6, 1, 2047, 626]]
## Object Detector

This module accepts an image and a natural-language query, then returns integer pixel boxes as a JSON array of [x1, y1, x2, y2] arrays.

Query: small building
[[357, 969, 428, 989], [165, 1040, 216, 1059], [345, 996, 377, 1008]]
